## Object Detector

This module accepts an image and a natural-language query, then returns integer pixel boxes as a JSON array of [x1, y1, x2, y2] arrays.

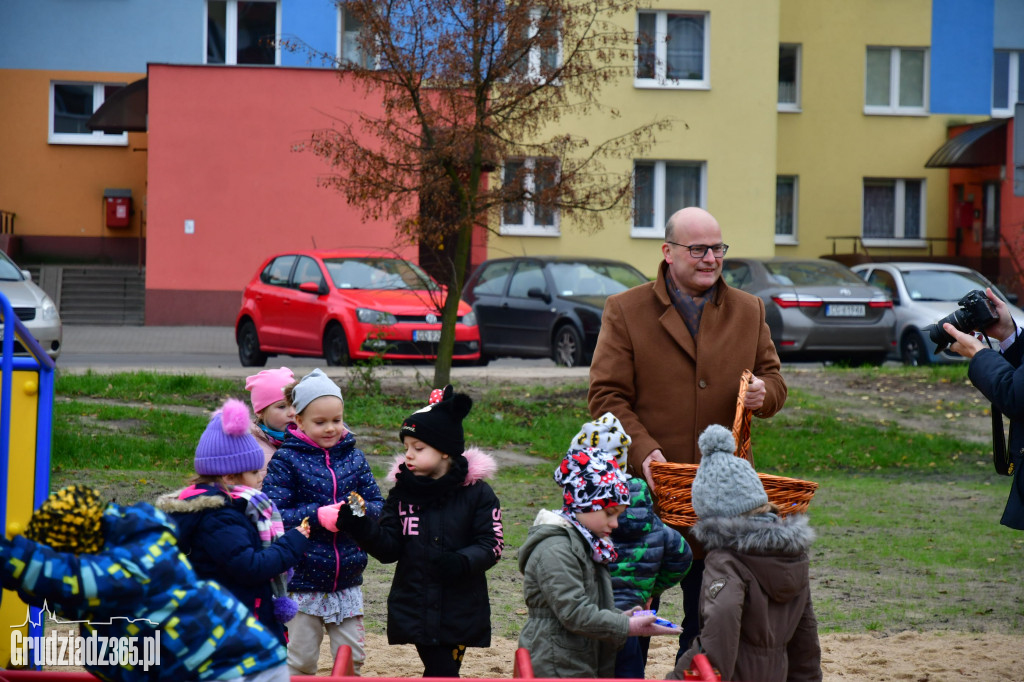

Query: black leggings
[[415, 643, 467, 678]]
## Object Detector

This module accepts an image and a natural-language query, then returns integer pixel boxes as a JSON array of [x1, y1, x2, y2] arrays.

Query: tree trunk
[[432, 221, 474, 387]]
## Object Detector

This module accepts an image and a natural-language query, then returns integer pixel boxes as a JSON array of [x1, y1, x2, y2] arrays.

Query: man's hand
[[642, 449, 667, 492], [944, 323, 986, 359], [743, 375, 767, 411], [981, 287, 1016, 342]]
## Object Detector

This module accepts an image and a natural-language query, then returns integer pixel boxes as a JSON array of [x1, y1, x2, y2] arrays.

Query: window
[[339, 5, 375, 69], [471, 261, 515, 297], [775, 176, 798, 243], [500, 158, 559, 236], [635, 11, 709, 89], [862, 178, 924, 242], [507, 261, 547, 298], [778, 44, 801, 111], [207, 0, 279, 65], [261, 255, 296, 286], [292, 256, 325, 289], [49, 82, 128, 146], [511, 8, 562, 82], [992, 50, 1023, 117], [632, 160, 705, 237], [865, 47, 927, 115]]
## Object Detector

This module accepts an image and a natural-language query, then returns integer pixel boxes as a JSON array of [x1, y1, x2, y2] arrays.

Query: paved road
[[58, 325, 591, 382]]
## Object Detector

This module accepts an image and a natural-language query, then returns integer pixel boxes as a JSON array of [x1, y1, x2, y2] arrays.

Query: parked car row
[[233, 247, 1015, 369]]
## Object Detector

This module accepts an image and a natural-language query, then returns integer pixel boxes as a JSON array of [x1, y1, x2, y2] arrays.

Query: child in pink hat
[[246, 367, 296, 468]]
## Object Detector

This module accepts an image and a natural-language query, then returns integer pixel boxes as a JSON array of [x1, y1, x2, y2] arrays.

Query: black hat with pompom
[[399, 385, 473, 456]]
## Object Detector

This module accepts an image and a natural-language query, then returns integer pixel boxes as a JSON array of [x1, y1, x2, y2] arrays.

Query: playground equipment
[[0, 291, 56, 669]]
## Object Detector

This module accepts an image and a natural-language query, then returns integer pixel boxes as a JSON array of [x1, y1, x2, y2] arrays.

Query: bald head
[[666, 207, 719, 242]]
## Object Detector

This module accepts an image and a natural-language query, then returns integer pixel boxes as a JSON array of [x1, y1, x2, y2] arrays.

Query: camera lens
[[926, 309, 968, 350]]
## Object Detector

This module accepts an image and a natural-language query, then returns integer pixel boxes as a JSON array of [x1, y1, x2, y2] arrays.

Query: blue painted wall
[[0, 0, 339, 72], [282, 2, 339, 68], [930, 0, 994, 115], [0, 0, 204, 72], [994, 0, 1024, 49]]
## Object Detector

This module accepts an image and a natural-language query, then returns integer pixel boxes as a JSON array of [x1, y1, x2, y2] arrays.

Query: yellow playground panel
[[1, 293, 56, 667]]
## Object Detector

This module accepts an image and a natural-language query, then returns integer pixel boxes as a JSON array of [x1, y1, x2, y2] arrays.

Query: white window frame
[[775, 175, 798, 245], [524, 8, 562, 83], [778, 44, 801, 112], [631, 160, 707, 239], [204, 0, 281, 66], [499, 157, 560, 237], [48, 82, 128, 146], [337, 4, 379, 69], [634, 11, 710, 90], [992, 50, 1021, 118], [861, 178, 927, 247], [864, 46, 929, 116]]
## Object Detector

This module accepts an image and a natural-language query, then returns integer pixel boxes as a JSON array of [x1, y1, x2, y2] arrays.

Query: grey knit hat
[[291, 368, 343, 414], [691, 424, 768, 519]]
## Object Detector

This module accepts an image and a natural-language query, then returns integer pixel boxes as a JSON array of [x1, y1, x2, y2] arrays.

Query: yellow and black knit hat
[[24, 485, 106, 554]]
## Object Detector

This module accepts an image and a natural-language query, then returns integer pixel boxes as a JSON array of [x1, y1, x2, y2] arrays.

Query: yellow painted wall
[[489, 0, 782, 278], [777, 0, 978, 260], [0, 70, 148, 241]]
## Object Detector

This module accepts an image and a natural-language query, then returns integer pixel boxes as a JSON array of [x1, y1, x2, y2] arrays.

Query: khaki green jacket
[[517, 510, 629, 677]]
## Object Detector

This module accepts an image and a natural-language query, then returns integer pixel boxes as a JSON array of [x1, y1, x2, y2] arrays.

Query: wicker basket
[[651, 462, 818, 527], [650, 369, 817, 527]]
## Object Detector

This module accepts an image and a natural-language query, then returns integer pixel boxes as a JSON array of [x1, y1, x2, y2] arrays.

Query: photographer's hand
[[944, 323, 985, 359], [982, 288, 1016, 342]]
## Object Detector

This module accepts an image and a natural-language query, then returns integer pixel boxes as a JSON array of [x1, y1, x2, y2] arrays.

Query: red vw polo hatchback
[[235, 249, 480, 366]]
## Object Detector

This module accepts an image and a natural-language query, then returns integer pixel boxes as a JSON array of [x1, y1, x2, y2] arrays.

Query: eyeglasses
[[665, 241, 729, 259]]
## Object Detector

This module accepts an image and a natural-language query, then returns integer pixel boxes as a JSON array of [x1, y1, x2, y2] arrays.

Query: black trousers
[[416, 643, 466, 678]]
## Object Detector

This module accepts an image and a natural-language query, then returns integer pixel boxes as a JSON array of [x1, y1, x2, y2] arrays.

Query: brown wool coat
[[588, 261, 787, 474]]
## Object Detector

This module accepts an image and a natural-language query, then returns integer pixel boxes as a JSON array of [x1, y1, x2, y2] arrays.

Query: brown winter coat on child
[[670, 513, 821, 682]]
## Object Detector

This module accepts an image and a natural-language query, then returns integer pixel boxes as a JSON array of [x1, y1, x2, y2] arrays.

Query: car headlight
[[461, 310, 477, 327], [40, 296, 59, 321], [356, 308, 397, 325]]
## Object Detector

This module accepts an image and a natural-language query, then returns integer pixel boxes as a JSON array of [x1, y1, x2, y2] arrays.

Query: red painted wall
[[146, 64, 488, 325]]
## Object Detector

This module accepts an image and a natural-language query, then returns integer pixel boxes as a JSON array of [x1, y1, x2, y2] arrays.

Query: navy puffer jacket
[[608, 477, 692, 610], [156, 484, 308, 644], [263, 428, 384, 593]]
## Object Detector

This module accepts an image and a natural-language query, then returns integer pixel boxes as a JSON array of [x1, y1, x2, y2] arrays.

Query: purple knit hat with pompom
[[195, 399, 265, 475]]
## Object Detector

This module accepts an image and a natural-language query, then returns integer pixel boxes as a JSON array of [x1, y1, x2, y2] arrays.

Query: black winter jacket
[[349, 448, 503, 647], [156, 484, 309, 644], [263, 427, 384, 593], [969, 341, 1024, 530]]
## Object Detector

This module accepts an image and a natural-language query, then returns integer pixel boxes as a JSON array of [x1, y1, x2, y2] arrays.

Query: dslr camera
[[925, 289, 999, 352]]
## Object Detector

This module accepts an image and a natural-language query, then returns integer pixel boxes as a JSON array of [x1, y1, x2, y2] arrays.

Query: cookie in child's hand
[[300, 516, 311, 532], [347, 492, 366, 517]]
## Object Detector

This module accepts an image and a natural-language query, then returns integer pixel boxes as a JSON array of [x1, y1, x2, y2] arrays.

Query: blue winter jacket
[[608, 477, 693, 610], [263, 427, 384, 593], [156, 484, 309, 645], [0, 501, 286, 681]]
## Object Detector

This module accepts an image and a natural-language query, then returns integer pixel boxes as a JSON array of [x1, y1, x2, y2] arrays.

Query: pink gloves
[[317, 501, 345, 532]]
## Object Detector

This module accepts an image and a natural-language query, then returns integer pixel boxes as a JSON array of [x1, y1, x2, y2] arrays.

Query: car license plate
[[825, 304, 865, 317], [414, 330, 441, 342]]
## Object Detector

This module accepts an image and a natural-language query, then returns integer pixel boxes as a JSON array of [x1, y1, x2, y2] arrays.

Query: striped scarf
[[228, 485, 293, 614]]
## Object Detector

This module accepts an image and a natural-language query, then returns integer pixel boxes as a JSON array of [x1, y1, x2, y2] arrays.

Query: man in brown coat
[[588, 206, 787, 654]]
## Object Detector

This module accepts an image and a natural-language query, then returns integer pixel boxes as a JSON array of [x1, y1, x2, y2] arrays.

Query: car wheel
[[552, 325, 583, 367], [323, 324, 350, 367], [900, 331, 931, 367], [237, 320, 268, 367]]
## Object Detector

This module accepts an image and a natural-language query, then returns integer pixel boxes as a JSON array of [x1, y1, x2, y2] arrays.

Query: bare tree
[[304, 0, 671, 387]]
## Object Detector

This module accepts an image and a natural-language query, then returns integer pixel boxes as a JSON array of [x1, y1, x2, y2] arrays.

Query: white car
[[851, 262, 1023, 366], [0, 250, 62, 360]]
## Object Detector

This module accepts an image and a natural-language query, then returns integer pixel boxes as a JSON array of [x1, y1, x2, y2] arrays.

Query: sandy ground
[[318, 630, 1023, 680]]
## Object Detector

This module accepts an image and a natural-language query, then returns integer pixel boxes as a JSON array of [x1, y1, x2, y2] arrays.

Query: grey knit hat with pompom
[[691, 424, 768, 519]]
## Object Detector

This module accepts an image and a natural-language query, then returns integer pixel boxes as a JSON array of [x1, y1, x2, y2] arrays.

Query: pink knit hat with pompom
[[195, 399, 265, 475]]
